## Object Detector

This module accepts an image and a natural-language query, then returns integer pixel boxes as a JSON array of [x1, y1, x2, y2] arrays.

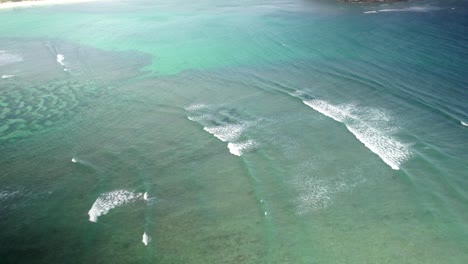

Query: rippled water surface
[[0, 0, 467, 263]]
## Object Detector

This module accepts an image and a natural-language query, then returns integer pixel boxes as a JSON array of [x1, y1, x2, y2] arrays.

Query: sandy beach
[[0, 0, 101, 9]]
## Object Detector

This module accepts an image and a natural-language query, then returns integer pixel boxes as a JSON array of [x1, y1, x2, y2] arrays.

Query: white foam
[[0, 50, 23, 66], [142, 232, 151, 246], [461, 121, 468, 127], [378, 6, 440, 13], [57, 54, 65, 66], [364, 11, 378, 14], [227, 140, 257, 156], [88, 190, 142, 222], [1, 75, 15, 79], [204, 124, 245, 142], [295, 179, 331, 215], [187, 115, 210, 121], [143, 192, 148, 201], [185, 103, 207, 111], [304, 99, 410, 170], [71, 158, 77, 163]]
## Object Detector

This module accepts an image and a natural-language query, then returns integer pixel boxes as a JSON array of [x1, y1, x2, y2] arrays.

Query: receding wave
[[303, 99, 411, 170], [88, 190, 142, 222]]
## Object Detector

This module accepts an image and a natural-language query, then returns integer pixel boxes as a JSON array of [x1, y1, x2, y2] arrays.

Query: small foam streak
[[142, 232, 151, 246], [187, 115, 210, 121], [304, 99, 410, 170], [364, 11, 378, 14], [0, 190, 19, 201], [71, 157, 77, 163], [461, 121, 468, 127], [88, 190, 142, 222], [378, 6, 440, 13], [185, 103, 207, 111], [57, 54, 65, 66], [1, 75, 15, 79]]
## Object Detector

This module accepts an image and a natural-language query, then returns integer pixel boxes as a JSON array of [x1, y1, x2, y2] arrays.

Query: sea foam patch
[[1, 75, 15, 79], [186, 103, 259, 156], [88, 190, 142, 222], [227, 140, 258, 156], [0, 50, 22, 66], [203, 124, 246, 142], [142, 232, 151, 246], [185, 103, 207, 111], [292, 164, 366, 215], [57, 54, 65, 66], [378, 6, 441, 13], [303, 99, 411, 170]]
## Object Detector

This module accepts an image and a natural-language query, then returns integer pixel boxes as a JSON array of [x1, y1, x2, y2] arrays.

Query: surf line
[[302, 99, 411, 170]]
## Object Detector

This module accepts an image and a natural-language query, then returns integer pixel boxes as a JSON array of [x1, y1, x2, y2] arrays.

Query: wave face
[[88, 190, 142, 222], [303, 99, 411, 170]]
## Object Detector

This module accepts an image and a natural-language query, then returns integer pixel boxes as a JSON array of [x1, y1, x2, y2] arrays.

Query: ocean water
[[0, 0, 467, 263]]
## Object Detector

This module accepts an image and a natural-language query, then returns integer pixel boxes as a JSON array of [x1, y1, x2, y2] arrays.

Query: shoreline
[[0, 0, 102, 10]]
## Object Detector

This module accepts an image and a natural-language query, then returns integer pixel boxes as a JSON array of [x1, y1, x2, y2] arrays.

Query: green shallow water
[[1, 0, 468, 263]]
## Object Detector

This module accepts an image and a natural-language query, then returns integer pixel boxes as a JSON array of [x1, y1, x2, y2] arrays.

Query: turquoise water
[[0, 0, 467, 263]]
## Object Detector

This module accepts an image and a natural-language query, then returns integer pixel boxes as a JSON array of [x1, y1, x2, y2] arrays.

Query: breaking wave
[[227, 140, 258, 156], [88, 190, 142, 222], [185, 103, 258, 156], [57, 54, 65, 66], [142, 232, 151, 246], [303, 99, 411, 170], [203, 124, 246, 142]]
